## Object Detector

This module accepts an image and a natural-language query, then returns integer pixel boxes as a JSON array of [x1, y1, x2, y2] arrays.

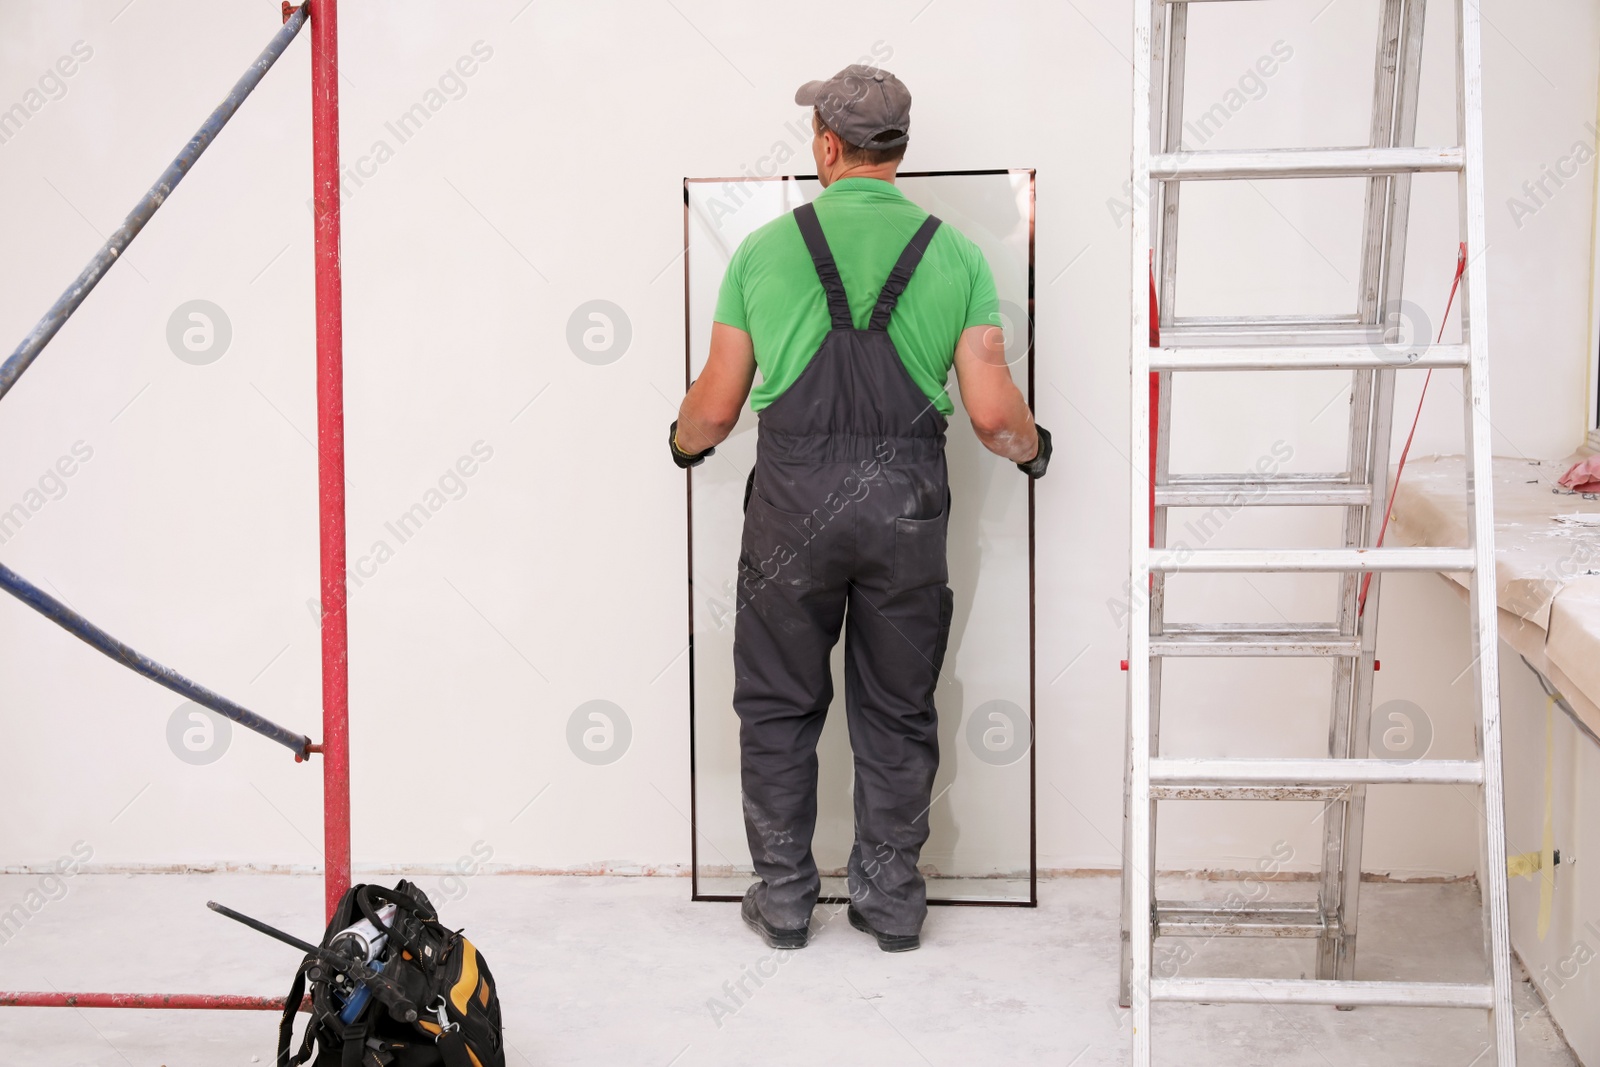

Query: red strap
[[1358, 243, 1468, 615], [1149, 251, 1161, 348]]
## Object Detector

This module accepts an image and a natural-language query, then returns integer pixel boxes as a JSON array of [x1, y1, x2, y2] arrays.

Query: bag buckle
[[428, 996, 460, 1037]]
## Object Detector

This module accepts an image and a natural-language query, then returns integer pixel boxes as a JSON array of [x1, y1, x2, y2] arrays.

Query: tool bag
[[277, 880, 504, 1067]]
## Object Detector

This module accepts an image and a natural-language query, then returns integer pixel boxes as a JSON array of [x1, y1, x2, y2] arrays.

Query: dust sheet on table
[[1389, 453, 1600, 727]]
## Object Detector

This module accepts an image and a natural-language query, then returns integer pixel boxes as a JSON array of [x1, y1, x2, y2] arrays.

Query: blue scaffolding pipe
[[0, 561, 312, 757], [0, 5, 308, 403]]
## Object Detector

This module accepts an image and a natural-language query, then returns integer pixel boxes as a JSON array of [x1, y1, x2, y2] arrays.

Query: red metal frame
[[0, 992, 309, 1011], [0, 1, 346, 1016], [310, 0, 352, 924]]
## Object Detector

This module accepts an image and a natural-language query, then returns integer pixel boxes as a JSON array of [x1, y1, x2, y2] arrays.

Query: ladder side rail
[[1147, 367, 1172, 966], [1148, 2, 1182, 816], [1455, 1, 1516, 1060], [1333, 0, 1430, 984], [1357, 0, 1410, 321], [1330, 365, 1398, 979], [1156, 1, 1188, 327], [1121, 0, 1170, 1013], [1376, 0, 1430, 318], [1322, 429, 1367, 973], [1322, 0, 1410, 979], [1128, 1, 1157, 1062]]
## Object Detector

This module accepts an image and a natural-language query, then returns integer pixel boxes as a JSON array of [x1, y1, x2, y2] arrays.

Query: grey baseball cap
[[795, 64, 911, 149]]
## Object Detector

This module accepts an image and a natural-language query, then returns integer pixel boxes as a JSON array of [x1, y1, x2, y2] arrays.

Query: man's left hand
[[670, 420, 714, 469]]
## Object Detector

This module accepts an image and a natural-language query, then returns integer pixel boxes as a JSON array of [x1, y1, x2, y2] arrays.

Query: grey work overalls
[[732, 201, 952, 938]]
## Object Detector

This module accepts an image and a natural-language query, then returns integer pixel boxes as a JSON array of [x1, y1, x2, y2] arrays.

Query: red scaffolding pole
[[309, 0, 351, 924], [0, 992, 304, 1012]]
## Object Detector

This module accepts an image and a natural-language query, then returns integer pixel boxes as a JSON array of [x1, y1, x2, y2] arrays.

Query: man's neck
[[823, 164, 899, 187]]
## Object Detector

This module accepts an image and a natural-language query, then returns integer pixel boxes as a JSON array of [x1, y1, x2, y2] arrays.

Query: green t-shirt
[[713, 177, 1000, 415]]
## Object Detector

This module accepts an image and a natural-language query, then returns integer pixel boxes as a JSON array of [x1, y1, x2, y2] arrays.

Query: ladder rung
[[1148, 757, 1484, 787], [1157, 478, 1372, 507], [1148, 548, 1476, 572], [1161, 318, 1381, 349], [1149, 977, 1494, 1009], [1161, 327, 1381, 348], [1160, 622, 1338, 632], [1151, 627, 1361, 656], [1172, 315, 1362, 325], [1155, 900, 1327, 939], [1149, 146, 1464, 181], [1149, 784, 1353, 801], [1150, 344, 1469, 371]]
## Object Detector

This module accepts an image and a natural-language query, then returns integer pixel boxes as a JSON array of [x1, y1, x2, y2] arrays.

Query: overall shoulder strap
[[793, 202, 854, 331], [868, 214, 942, 331]]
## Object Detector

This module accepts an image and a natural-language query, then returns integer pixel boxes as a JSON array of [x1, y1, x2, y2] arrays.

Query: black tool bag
[[277, 880, 504, 1067]]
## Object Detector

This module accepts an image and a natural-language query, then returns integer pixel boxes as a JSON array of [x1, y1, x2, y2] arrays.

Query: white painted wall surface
[[0, 1, 1596, 890]]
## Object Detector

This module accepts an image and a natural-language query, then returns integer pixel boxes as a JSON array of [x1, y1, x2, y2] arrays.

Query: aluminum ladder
[[1122, 1, 1517, 1063]]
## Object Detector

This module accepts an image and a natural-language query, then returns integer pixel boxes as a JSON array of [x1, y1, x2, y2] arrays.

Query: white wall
[[0, 0, 1595, 882]]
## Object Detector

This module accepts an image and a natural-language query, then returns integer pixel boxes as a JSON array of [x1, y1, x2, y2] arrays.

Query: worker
[[670, 64, 1050, 954]]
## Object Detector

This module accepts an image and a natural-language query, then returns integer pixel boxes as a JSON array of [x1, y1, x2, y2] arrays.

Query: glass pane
[[685, 172, 1035, 905]]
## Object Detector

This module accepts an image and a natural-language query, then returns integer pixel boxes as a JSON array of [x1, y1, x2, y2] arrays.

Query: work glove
[[1017, 425, 1052, 479], [669, 420, 714, 469]]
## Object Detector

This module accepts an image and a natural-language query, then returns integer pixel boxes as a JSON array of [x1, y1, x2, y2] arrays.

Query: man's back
[[714, 177, 999, 416]]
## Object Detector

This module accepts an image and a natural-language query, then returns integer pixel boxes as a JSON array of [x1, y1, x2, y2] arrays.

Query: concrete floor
[[0, 872, 1576, 1066]]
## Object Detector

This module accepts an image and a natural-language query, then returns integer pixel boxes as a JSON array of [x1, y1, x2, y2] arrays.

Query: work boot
[[847, 904, 920, 952], [741, 885, 808, 949]]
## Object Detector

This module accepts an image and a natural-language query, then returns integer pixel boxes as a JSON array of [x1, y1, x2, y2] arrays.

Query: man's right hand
[[669, 420, 714, 469]]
